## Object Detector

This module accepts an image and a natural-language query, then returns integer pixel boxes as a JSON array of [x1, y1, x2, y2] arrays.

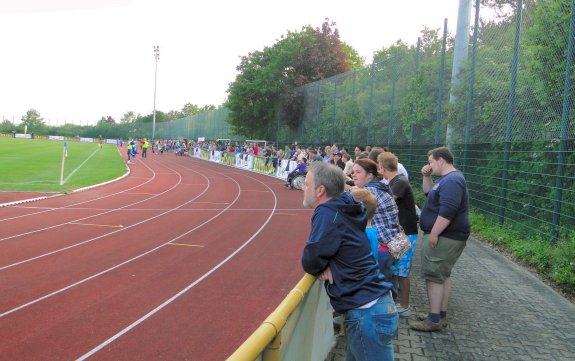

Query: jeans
[[344, 291, 398, 361]]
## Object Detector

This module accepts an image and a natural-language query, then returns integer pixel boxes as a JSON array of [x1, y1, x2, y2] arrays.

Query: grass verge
[[0, 137, 127, 193]]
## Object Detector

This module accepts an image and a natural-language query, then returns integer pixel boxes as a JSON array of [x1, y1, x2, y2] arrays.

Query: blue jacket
[[291, 162, 308, 175], [301, 192, 392, 313]]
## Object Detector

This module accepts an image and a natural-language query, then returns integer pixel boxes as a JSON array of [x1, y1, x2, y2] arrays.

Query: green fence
[[164, 0, 574, 243], [116, 108, 242, 141]]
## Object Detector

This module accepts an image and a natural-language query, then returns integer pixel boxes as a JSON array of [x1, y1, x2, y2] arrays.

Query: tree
[[342, 42, 365, 70], [199, 104, 216, 112], [137, 110, 167, 123], [20, 109, 46, 131], [98, 116, 116, 124], [182, 103, 200, 117], [226, 19, 354, 137], [0, 119, 15, 133], [525, 0, 571, 111], [121, 111, 137, 124], [165, 110, 183, 121], [280, 19, 351, 129]]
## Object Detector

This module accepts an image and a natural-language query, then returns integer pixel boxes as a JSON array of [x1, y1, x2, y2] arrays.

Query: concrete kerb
[[0, 194, 63, 208]]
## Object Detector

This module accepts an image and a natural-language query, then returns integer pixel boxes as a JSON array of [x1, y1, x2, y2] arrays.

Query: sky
[[0, 0, 461, 126]]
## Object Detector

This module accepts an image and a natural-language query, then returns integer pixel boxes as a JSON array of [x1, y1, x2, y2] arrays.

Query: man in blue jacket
[[301, 162, 398, 361]]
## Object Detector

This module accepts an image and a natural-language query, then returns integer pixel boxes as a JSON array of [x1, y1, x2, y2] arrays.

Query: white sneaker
[[396, 304, 411, 317]]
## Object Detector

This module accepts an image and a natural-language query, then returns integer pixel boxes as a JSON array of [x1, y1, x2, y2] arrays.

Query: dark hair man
[[410, 146, 470, 332]]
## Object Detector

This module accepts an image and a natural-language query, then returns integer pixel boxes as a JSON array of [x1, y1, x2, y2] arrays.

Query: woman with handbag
[[348, 158, 404, 296]]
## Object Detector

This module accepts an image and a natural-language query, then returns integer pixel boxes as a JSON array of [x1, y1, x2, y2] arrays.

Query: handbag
[[387, 222, 411, 260]]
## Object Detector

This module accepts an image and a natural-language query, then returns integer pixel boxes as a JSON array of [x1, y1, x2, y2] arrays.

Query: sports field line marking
[[274, 212, 298, 216], [76, 173, 278, 361], [62, 147, 101, 185], [168, 243, 204, 247], [0, 159, 145, 224], [241, 189, 270, 192], [68, 222, 123, 228]]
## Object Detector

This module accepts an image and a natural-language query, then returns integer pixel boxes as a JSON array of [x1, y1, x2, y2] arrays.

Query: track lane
[[0, 155, 313, 360]]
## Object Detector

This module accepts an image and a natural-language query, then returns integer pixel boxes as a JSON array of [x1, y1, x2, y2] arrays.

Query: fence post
[[409, 38, 421, 170], [388, 52, 398, 146], [499, 0, 522, 225], [332, 80, 337, 144], [316, 81, 322, 143], [463, 0, 480, 174], [436, 18, 448, 147], [368, 63, 375, 146], [552, 0, 575, 244], [276, 107, 280, 147]]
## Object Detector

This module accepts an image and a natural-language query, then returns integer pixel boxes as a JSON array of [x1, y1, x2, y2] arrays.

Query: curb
[[0, 165, 131, 208]]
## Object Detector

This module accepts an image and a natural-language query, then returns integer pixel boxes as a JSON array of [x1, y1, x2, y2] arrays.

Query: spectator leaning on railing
[[301, 162, 398, 361]]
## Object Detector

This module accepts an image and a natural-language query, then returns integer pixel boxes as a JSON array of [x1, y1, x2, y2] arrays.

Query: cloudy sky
[[0, 0, 461, 125]]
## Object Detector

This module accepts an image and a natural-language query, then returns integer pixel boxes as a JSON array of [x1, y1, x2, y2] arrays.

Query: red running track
[[0, 154, 313, 360]]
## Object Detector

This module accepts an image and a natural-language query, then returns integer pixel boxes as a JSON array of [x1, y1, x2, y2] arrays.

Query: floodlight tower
[[152, 45, 160, 140]]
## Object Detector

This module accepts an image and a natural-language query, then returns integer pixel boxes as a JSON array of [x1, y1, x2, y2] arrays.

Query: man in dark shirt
[[377, 151, 419, 318], [411, 147, 470, 332]]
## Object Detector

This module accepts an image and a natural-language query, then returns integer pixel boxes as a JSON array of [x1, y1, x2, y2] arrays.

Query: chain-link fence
[[113, 108, 241, 141], [162, 0, 574, 243]]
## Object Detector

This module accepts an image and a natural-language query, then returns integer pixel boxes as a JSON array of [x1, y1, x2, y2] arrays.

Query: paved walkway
[[326, 237, 575, 360]]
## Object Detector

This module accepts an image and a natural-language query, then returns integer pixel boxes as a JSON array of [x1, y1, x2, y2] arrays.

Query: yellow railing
[[227, 274, 317, 361]]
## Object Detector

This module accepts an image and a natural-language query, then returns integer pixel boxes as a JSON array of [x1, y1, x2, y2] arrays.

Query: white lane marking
[[0, 173, 230, 316], [76, 175, 277, 361], [0, 158, 208, 267], [68, 223, 124, 228], [0, 168, 180, 244]]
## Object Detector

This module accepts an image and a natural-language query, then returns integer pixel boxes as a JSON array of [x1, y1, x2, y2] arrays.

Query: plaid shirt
[[364, 181, 400, 245]]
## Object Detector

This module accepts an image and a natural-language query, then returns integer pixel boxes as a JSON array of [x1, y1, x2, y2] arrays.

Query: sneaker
[[395, 304, 411, 317], [410, 318, 442, 332], [416, 313, 448, 328]]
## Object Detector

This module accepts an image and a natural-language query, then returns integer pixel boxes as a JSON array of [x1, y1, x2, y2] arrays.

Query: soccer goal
[[245, 139, 269, 148]]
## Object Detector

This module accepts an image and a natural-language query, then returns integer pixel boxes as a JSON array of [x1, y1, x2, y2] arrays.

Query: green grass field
[[0, 137, 127, 193]]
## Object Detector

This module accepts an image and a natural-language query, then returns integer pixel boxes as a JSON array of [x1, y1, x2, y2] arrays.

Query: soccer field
[[0, 137, 127, 193]]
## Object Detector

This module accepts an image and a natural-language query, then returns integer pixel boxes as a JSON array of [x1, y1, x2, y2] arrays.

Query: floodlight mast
[[152, 45, 160, 140]]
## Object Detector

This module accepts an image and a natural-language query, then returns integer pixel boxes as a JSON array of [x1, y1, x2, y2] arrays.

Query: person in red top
[[253, 143, 259, 156]]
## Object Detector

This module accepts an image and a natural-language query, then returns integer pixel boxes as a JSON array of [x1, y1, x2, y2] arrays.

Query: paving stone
[[326, 237, 575, 361]]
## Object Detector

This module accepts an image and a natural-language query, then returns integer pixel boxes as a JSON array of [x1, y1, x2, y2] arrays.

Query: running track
[[0, 154, 313, 360]]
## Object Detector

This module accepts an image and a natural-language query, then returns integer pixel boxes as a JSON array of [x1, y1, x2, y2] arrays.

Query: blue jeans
[[344, 291, 398, 361]]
